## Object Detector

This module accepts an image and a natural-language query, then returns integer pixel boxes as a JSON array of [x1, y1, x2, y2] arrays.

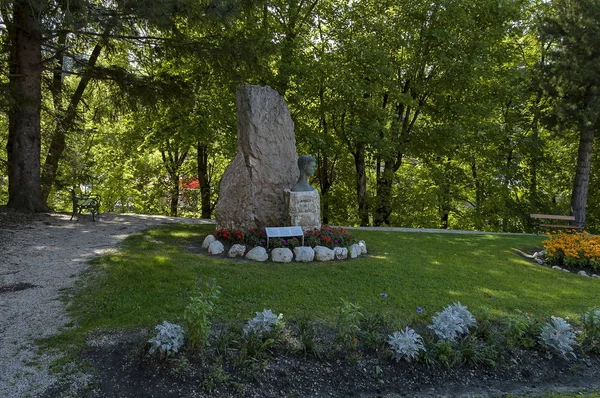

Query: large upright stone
[[216, 85, 298, 230]]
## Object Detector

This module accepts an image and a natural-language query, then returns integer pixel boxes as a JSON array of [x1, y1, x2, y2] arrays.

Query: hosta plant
[[539, 316, 577, 359], [428, 302, 477, 341], [388, 327, 426, 362], [147, 321, 185, 358]]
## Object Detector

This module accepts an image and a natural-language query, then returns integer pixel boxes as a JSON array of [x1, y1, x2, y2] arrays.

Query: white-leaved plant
[[428, 302, 477, 341], [539, 316, 577, 359], [243, 309, 284, 337], [147, 321, 185, 358], [388, 327, 426, 362], [582, 308, 600, 338]]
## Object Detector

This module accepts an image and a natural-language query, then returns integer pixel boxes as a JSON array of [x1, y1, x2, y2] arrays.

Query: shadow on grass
[[66, 225, 600, 342]]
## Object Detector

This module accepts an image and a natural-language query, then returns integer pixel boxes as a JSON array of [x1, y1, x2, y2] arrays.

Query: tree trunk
[[170, 175, 180, 217], [41, 32, 109, 201], [317, 87, 335, 225], [6, 1, 50, 212], [353, 147, 369, 226], [161, 146, 188, 218], [197, 142, 212, 219], [571, 125, 595, 228], [374, 160, 396, 226], [318, 152, 332, 225]]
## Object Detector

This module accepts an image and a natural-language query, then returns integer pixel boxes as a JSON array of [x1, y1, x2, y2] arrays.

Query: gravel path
[[0, 212, 213, 398]]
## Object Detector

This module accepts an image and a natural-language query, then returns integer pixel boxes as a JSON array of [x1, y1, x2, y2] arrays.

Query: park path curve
[[0, 212, 214, 398]]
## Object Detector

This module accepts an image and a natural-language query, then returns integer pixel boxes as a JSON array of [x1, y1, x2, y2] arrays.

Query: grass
[[58, 224, 600, 345]]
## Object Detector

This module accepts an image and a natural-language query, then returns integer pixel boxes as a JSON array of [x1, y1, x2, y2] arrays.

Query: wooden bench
[[530, 214, 584, 232], [70, 189, 101, 221]]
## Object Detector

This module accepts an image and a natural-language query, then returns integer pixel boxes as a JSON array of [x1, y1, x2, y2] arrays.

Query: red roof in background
[[181, 178, 200, 189]]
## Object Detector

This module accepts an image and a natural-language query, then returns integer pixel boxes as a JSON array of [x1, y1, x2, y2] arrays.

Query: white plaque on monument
[[285, 190, 321, 230]]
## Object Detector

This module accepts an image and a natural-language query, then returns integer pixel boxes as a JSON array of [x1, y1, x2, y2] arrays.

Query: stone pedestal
[[285, 190, 321, 230]]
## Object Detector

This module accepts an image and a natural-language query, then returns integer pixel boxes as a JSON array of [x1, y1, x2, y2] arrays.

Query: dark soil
[[41, 328, 600, 398]]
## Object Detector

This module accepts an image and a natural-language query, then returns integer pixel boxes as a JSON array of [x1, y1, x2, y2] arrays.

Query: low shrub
[[211, 225, 358, 250], [581, 308, 600, 353], [335, 300, 362, 349], [428, 302, 477, 342], [504, 310, 543, 349], [184, 278, 221, 350], [387, 327, 426, 362], [147, 321, 185, 359], [213, 229, 245, 245], [239, 309, 285, 363], [543, 231, 600, 271], [539, 316, 577, 359]]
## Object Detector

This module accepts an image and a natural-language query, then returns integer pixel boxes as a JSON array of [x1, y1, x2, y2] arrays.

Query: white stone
[[314, 245, 335, 261], [562, 269, 570, 273], [202, 234, 216, 249], [592, 274, 600, 279], [228, 244, 246, 258], [285, 190, 321, 230], [578, 271, 589, 277], [535, 258, 544, 265], [350, 244, 361, 259], [358, 240, 367, 254], [294, 246, 315, 262], [271, 248, 293, 263], [334, 247, 348, 260], [552, 266, 563, 271], [208, 240, 224, 255], [246, 246, 269, 262]]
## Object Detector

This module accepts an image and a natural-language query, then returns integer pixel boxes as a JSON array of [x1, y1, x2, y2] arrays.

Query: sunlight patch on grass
[[478, 288, 518, 300], [59, 224, 600, 347]]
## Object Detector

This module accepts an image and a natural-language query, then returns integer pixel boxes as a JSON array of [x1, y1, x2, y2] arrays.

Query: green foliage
[[359, 312, 389, 351], [581, 308, 600, 354], [335, 300, 362, 349], [293, 313, 320, 358], [211, 226, 358, 250], [504, 310, 544, 349], [184, 277, 221, 351]]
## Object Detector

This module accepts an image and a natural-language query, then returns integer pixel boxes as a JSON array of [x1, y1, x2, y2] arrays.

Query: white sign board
[[265, 226, 304, 238], [265, 226, 304, 247]]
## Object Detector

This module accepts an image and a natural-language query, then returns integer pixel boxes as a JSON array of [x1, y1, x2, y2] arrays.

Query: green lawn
[[68, 224, 600, 337]]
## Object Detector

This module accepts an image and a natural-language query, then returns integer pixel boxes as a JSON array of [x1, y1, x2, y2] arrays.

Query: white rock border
[[533, 251, 600, 278], [201, 234, 367, 263]]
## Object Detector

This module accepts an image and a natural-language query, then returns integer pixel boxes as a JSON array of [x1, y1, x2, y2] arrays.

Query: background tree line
[[1, 0, 598, 233]]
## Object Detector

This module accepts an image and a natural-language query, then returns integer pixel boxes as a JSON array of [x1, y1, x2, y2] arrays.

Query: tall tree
[[5, 0, 49, 211], [541, 0, 600, 228]]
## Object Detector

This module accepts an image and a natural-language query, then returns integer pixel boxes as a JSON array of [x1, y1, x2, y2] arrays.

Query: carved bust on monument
[[286, 155, 321, 230], [291, 155, 317, 192]]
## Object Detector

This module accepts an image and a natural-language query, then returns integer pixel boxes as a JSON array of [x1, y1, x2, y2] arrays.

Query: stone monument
[[216, 85, 299, 230], [285, 155, 321, 230]]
